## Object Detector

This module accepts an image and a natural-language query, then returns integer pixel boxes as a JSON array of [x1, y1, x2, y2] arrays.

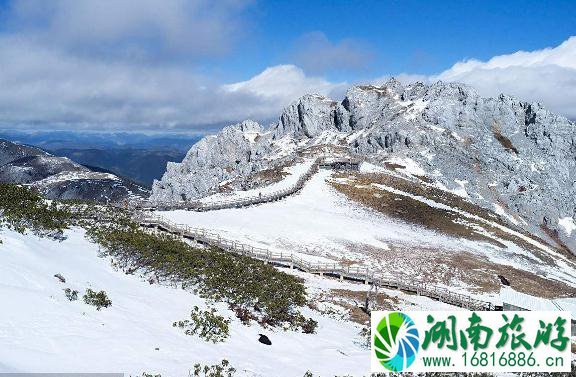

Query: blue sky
[[219, 0, 576, 81], [0, 0, 574, 131]]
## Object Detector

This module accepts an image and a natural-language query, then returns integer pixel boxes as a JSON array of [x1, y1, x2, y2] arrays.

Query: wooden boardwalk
[[133, 158, 322, 212], [113, 155, 497, 311], [136, 212, 496, 311]]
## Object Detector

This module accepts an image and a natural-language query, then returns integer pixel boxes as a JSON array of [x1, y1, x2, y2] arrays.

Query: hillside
[[0, 219, 466, 376], [0, 139, 148, 202], [0, 159, 573, 375], [159, 157, 576, 301], [150, 79, 576, 316]]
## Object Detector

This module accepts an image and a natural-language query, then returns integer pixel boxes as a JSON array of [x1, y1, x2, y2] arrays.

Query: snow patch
[[398, 99, 428, 121], [0, 228, 369, 376], [493, 204, 519, 226], [558, 216, 576, 236], [385, 157, 426, 176], [452, 179, 469, 198]]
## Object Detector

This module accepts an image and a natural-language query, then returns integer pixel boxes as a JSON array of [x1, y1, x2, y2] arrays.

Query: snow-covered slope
[[0, 138, 148, 202], [160, 168, 576, 301], [0, 227, 375, 376], [152, 79, 576, 255]]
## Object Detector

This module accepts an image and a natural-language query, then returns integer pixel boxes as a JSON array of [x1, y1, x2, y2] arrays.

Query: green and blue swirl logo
[[373, 312, 420, 372]]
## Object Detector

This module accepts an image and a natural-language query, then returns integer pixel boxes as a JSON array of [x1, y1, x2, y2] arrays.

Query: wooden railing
[[136, 212, 496, 311]]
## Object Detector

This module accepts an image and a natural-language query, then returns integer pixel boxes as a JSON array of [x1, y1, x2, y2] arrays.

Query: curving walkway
[[136, 212, 496, 311], [133, 156, 363, 211], [116, 155, 496, 311]]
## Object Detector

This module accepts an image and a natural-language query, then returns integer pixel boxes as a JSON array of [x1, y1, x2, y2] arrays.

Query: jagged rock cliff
[[151, 79, 576, 253]]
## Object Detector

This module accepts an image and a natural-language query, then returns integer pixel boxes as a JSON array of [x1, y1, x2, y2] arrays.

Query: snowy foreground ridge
[[0, 228, 370, 376]]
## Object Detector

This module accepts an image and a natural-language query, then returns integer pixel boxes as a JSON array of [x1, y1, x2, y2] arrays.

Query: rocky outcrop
[[152, 79, 576, 254], [151, 120, 270, 202], [273, 94, 341, 138], [0, 138, 148, 202]]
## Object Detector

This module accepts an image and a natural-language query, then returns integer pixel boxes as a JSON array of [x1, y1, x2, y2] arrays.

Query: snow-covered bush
[[83, 288, 112, 310], [63, 288, 78, 301], [0, 183, 70, 239], [192, 359, 236, 377], [87, 221, 315, 330], [173, 306, 230, 343]]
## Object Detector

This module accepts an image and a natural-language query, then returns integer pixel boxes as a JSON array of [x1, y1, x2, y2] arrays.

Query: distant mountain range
[[0, 138, 149, 202], [0, 130, 201, 151], [51, 148, 186, 187], [0, 130, 200, 187]]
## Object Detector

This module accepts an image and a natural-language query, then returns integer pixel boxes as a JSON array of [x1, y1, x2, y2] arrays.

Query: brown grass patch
[[328, 288, 400, 324], [384, 162, 405, 170], [330, 171, 566, 262], [492, 122, 519, 154], [541, 223, 575, 257], [331, 174, 505, 247], [431, 251, 575, 298], [242, 160, 294, 190], [344, 243, 575, 298]]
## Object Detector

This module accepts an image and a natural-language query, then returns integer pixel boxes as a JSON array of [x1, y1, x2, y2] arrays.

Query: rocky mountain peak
[[272, 93, 340, 139], [152, 78, 576, 254]]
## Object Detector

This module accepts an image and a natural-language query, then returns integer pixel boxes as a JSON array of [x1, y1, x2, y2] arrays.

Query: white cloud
[[6, 0, 250, 61], [0, 36, 344, 129], [225, 65, 345, 101], [0, 0, 352, 131], [2, 0, 574, 130], [432, 37, 576, 119], [222, 65, 347, 121], [0, 0, 350, 130]]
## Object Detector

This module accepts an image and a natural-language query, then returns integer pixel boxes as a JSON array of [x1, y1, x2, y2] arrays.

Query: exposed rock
[[152, 79, 576, 254], [151, 120, 269, 202], [258, 334, 272, 345], [273, 94, 339, 139]]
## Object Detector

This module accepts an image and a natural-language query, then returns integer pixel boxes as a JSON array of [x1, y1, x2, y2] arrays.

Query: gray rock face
[[0, 138, 148, 202], [151, 120, 270, 202], [152, 79, 576, 254], [273, 94, 340, 138]]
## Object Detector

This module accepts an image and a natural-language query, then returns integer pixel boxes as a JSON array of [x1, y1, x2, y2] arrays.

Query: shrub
[[173, 306, 230, 343], [64, 288, 79, 301], [359, 326, 371, 348], [87, 222, 309, 329], [192, 360, 236, 377], [0, 183, 70, 238], [83, 288, 112, 310], [299, 317, 318, 334], [230, 304, 255, 325]]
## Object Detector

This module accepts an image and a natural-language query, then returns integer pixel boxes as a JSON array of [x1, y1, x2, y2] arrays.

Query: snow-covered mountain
[[0, 139, 148, 202], [152, 79, 576, 256]]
